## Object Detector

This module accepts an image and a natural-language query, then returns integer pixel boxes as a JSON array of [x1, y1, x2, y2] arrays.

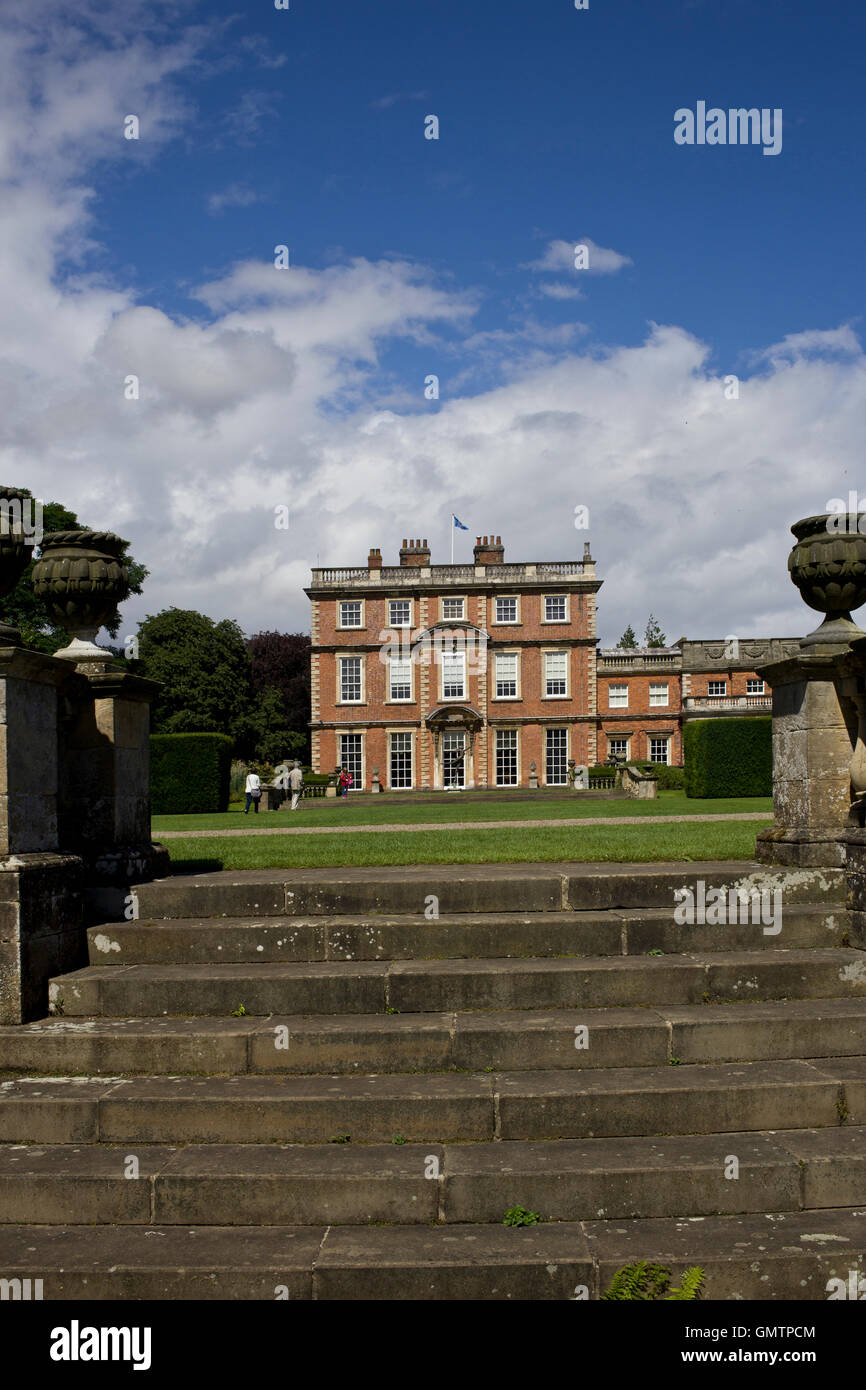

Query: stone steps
[[133, 861, 845, 919], [3, 998, 866, 1074], [0, 1208, 864, 1299], [85, 905, 845, 964], [3, 861, 863, 1300], [48, 948, 866, 1017], [1, 1057, 863, 1145], [0, 1129, 863, 1227]]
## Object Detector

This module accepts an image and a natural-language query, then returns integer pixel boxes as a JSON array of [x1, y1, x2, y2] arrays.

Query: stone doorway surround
[[425, 702, 483, 790]]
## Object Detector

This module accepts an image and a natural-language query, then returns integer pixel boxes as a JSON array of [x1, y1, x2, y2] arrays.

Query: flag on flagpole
[[451, 514, 469, 563]]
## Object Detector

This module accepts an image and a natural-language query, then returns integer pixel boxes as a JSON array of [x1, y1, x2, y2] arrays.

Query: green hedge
[[151, 733, 234, 815], [683, 718, 771, 798]]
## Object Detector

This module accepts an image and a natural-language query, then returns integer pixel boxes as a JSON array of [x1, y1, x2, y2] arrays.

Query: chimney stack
[[399, 537, 431, 568], [473, 533, 504, 565], [367, 547, 382, 569]]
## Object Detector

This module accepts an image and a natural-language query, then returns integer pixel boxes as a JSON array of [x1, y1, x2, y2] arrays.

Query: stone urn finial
[[0, 487, 39, 645], [31, 529, 130, 665], [788, 514, 866, 650]]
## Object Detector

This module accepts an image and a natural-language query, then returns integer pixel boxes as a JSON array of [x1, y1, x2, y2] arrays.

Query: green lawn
[[161, 819, 770, 871], [153, 790, 773, 835]]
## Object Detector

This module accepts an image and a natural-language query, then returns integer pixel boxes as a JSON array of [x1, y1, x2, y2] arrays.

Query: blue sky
[[102, 0, 863, 371], [2, 0, 864, 643]]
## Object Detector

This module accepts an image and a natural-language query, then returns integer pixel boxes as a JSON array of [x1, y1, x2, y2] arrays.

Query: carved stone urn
[[788, 514, 866, 648], [0, 487, 38, 644], [31, 529, 129, 664]]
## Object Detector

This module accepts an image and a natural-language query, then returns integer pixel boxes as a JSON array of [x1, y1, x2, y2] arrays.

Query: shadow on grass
[[166, 858, 225, 875]]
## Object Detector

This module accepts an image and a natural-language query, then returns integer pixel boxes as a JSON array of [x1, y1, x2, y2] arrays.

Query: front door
[[442, 730, 466, 788]]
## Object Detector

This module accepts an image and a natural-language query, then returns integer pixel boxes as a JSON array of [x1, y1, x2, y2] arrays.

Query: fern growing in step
[[666, 1267, 706, 1300], [601, 1261, 705, 1300]]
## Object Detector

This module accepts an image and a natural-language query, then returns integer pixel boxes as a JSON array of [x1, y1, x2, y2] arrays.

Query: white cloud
[[537, 281, 584, 300], [525, 237, 633, 274], [752, 326, 862, 366], [207, 183, 263, 215]]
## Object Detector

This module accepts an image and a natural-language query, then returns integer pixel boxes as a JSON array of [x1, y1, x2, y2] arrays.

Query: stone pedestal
[[0, 645, 85, 1023], [755, 652, 857, 868], [58, 667, 169, 917]]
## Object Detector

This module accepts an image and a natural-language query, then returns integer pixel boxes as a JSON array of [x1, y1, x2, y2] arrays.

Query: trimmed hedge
[[683, 717, 771, 799], [151, 733, 234, 815]]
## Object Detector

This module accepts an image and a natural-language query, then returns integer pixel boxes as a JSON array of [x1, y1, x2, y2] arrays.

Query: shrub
[[683, 717, 771, 798], [151, 733, 234, 814]]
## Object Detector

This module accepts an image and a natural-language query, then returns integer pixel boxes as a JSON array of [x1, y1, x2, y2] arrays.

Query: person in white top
[[289, 761, 304, 811], [244, 770, 262, 815]]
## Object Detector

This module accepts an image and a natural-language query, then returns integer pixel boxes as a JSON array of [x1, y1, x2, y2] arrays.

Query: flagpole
[[451, 515, 454, 565]]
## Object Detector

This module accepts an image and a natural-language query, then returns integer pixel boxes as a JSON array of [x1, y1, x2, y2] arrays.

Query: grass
[[152, 791, 772, 835], [160, 818, 769, 870]]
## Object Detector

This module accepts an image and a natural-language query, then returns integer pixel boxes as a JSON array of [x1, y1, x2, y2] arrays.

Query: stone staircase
[[1, 860, 865, 1300]]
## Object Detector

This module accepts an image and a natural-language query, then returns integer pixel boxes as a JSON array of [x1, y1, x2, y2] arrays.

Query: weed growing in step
[[231, 1004, 246, 1016], [385, 1007, 400, 1015], [330, 1133, 351, 1144], [503, 1206, 542, 1227], [602, 1262, 705, 1300], [669, 1056, 681, 1065], [647, 949, 664, 956], [392, 1134, 407, 1145], [837, 1092, 850, 1124]]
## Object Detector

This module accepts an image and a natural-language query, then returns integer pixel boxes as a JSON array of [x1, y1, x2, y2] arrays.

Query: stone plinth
[[0, 645, 75, 853], [0, 852, 85, 1023], [0, 644, 85, 1023], [755, 652, 856, 868], [621, 765, 658, 799], [58, 667, 169, 916]]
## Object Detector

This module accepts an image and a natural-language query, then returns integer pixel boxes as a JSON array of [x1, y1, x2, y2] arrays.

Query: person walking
[[339, 765, 353, 797], [289, 760, 305, 811], [244, 768, 262, 814]]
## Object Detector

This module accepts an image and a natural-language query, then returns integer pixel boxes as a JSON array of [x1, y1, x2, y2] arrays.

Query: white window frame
[[388, 730, 414, 789], [495, 728, 519, 786], [441, 596, 466, 621], [708, 679, 727, 697], [649, 736, 671, 765], [387, 598, 413, 629], [746, 678, 765, 694], [543, 594, 569, 623], [338, 600, 364, 630], [607, 737, 630, 760], [544, 649, 569, 698], [388, 656, 413, 703], [338, 655, 364, 704], [493, 650, 520, 700], [545, 726, 569, 785], [338, 732, 364, 790], [649, 683, 669, 708], [609, 683, 628, 709], [441, 648, 466, 700], [493, 595, 519, 625]]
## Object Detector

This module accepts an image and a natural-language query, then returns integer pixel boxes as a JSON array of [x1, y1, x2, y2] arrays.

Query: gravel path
[[155, 811, 772, 839]]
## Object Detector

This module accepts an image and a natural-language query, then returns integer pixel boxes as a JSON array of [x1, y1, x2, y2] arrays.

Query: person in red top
[[339, 766, 353, 796]]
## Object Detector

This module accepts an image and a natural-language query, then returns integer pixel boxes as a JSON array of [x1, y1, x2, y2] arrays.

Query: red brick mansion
[[306, 536, 797, 791]]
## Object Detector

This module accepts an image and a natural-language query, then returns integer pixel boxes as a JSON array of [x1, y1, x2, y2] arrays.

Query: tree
[[617, 624, 638, 649], [247, 631, 310, 732], [0, 485, 148, 653], [247, 630, 311, 763], [644, 613, 667, 648], [136, 609, 255, 748]]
